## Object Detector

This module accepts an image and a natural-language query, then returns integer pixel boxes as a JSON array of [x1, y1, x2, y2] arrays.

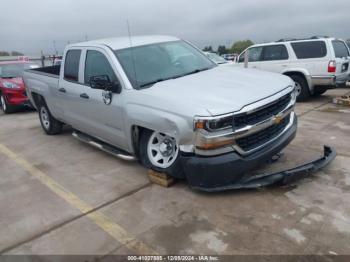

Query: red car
[[0, 61, 39, 113]]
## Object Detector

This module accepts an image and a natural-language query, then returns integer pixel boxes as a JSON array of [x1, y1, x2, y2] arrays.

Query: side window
[[84, 50, 119, 87], [291, 41, 327, 59], [262, 45, 289, 61], [64, 50, 81, 82], [332, 40, 350, 58], [248, 47, 263, 62]]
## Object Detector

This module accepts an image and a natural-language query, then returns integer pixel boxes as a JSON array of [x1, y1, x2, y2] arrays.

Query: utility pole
[[53, 40, 57, 55], [85, 34, 88, 41], [40, 50, 45, 67]]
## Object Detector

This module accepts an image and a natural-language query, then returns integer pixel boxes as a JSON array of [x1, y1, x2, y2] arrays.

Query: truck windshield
[[114, 40, 216, 88], [0, 63, 39, 78]]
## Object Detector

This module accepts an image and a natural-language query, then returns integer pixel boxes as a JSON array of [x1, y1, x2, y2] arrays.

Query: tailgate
[[335, 58, 349, 73]]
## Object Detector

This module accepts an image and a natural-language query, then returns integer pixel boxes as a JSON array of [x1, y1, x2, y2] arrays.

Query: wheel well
[[131, 125, 152, 158], [283, 72, 308, 86], [31, 92, 46, 108]]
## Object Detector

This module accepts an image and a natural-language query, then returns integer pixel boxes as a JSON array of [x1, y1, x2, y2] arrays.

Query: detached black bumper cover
[[183, 145, 335, 192]]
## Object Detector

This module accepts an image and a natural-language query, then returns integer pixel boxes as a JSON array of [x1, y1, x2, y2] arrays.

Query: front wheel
[[290, 75, 310, 102], [38, 103, 63, 135], [139, 130, 184, 179], [1, 94, 15, 114]]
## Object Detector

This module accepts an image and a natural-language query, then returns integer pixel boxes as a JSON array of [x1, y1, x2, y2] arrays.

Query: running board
[[72, 131, 136, 161]]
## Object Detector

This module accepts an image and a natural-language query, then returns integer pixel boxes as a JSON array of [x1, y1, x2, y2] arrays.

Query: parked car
[[204, 52, 229, 65], [222, 54, 236, 61], [23, 36, 334, 191], [236, 37, 350, 101], [0, 61, 39, 113]]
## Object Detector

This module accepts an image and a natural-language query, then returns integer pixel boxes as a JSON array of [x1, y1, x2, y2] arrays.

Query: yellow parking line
[[0, 143, 157, 255]]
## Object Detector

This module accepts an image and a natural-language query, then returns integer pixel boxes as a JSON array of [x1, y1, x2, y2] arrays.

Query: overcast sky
[[1, 0, 349, 55]]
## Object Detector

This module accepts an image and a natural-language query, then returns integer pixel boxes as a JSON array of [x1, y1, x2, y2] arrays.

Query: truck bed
[[23, 65, 61, 111], [28, 65, 61, 78]]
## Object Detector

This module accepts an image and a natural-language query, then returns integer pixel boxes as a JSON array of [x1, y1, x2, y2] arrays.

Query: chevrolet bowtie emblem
[[274, 115, 283, 124]]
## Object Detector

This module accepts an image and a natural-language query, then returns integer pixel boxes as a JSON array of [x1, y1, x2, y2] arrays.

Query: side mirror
[[90, 75, 121, 94]]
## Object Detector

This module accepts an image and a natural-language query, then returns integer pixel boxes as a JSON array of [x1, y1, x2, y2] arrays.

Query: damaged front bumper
[[180, 119, 336, 192], [182, 145, 335, 192]]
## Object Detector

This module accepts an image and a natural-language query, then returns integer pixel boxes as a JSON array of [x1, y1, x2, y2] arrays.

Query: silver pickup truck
[[23, 36, 335, 191]]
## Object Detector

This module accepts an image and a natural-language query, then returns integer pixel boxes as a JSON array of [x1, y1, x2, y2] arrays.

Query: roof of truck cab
[[69, 35, 180, 50]]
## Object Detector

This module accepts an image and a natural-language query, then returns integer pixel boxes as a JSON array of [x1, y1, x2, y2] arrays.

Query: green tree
[[11, 51, 24, 56], [203, 46, 213, 52], [0, 51, 10, 56], [231, 40, 254, 54], [217, 45, 228, 55]]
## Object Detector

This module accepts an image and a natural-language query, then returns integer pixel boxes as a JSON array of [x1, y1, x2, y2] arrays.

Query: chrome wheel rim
[[295, 82, 302, 97], [1, 95, 6, 111], [40, 107, 50, 130], [147, 132, 179, 169]]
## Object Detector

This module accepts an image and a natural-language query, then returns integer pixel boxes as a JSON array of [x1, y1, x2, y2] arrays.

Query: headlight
[[194, 115, 234, 131], [194, 116, 235, 150], [3, 82, 20, 89]]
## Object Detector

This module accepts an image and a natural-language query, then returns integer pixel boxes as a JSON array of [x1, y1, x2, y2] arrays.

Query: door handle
[[80, 93, 89, 99], [58, 87, 66, 93]]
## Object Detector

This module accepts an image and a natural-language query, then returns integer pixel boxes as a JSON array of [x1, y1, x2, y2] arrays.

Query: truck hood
[[143, 66, 294, 116]]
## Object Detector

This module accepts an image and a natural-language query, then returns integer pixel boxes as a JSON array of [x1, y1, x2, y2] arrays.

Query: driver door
[[73, 48, 128, 149]]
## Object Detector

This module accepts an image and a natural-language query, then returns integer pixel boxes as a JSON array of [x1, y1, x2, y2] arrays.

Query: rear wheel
[[290, 75, 310, 102], [139, 130, 184, 178], [0, 94, 15, 114], [38, 102, 63, 135]]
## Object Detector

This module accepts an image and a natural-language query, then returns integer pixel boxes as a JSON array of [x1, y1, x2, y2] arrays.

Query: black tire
[[38, 101, 63, 135], [290, 75, 310, 102], [313, 87, 328, 96], [0, 94, 15, 114], [139, 129, 185, 179]]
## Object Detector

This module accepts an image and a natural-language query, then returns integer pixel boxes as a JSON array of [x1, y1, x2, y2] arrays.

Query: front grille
[[236, 114, 290, 152], [234, 93, 291, 129]]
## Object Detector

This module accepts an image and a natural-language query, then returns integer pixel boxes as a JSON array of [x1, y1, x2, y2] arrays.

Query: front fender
[[125, 103, 194, 153]]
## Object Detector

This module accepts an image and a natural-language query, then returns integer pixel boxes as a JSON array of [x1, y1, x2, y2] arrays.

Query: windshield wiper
[[139, 78, 169, 88], [138, 67, 213, 88], [174, 67, 212, 79]]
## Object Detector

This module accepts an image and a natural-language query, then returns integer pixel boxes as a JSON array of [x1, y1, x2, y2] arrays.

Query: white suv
[[237, 37, 350, 101]]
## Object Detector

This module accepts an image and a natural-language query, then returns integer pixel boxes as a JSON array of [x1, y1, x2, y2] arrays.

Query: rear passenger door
[[59, 49, 88, 127]]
